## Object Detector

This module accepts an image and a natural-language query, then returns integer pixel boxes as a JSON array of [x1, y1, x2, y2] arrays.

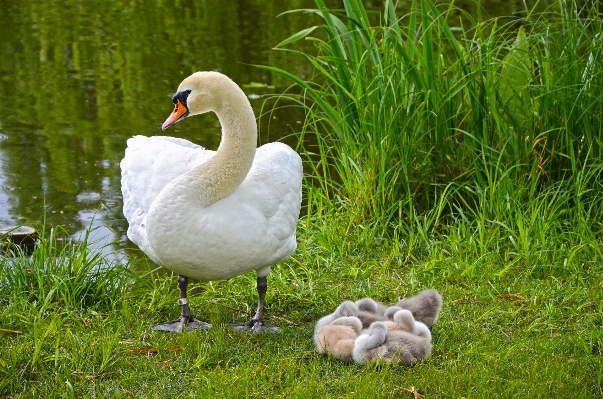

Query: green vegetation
[[1, 0, 602, 397]]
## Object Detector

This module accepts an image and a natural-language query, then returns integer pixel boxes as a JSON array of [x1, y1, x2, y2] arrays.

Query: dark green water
[[0, 0, 546, 259]]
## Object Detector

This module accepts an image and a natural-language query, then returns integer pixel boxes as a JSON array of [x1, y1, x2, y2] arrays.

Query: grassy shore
[[2, 0, 602, 397], [1, 219, 600, 398]]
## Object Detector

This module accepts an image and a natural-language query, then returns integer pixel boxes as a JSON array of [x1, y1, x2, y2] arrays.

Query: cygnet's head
[[355, 298, 379, 313], [330, 316, 363, 333], [384, 306, 403, 320], [335, 301, 359, 318], [367, 321, 388, 340], [392, 309, 416, 332], [413, 321, 432, 342]]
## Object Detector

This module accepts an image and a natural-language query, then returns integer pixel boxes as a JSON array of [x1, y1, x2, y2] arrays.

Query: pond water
[[0, 0, 546, 262]]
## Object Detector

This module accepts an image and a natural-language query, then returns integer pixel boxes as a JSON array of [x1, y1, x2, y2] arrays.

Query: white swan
[[120, 71, 303, 333]]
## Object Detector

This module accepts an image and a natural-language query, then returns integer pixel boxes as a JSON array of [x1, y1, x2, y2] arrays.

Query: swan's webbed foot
[[186, 317, 213, 331], [233, 319, 280, 334], [232, 275, 280, 333], [152, 275, 212, 333], [153, 316, 212, 333]]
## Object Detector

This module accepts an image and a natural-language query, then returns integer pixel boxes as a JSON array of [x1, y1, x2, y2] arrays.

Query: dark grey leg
[[233, 276, 280, 333], [152, 274, 213, 333], [253, 276, 268, 322], [177, 275, 193, 320]]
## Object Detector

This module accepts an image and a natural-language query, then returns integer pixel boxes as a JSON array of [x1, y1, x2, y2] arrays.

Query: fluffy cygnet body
[[314, 316, 363, 362], [357, 311, 384, 330], [353, 322, 433, 365], [396, 290, 443, 327]]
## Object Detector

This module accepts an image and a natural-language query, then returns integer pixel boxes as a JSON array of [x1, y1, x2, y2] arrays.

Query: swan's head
[[162, 71, 235, 130]]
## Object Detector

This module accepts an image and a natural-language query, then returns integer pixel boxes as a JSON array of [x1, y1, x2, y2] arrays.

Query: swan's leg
[[233, 276, 280, 334], [152, 274, 212, 333]]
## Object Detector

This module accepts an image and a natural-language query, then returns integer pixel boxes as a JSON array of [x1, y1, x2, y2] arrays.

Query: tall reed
[[262, 0, 603, 248]]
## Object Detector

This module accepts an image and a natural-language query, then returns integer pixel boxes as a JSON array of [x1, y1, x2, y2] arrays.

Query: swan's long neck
[[175, 84, 257, 207], [145, 74, 257, 268]]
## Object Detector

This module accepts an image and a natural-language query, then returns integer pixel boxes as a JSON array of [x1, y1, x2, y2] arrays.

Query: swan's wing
[[227, 143, 303, 258], [121, 135, 213, 213], [243, 141, 303, 224], [242, 142, 303, 261], [120, 135, 214, 253], [202, 142, 303, 269]]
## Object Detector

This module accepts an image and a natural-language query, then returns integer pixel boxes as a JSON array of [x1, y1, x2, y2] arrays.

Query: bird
[[396, 290, 443, 328], [383, 305, 404, 320], [354, 298, 386, 329], [120, 71, 303, 333], [355, 297, 388, 315], [314, 301, 359, 334], [384, 308, 432, 342], [352, 321, 433, 365], [314, 316, 363, 362]]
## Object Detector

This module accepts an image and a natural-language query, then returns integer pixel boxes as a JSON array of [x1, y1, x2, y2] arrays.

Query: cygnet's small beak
[[162, 99, 189, 130]]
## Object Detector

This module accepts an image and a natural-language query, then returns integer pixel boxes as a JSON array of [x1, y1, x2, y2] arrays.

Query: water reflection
[[0, 0, 549, 262], [0, 150, 15, 223], [0, 0, 320, 260], [74, 211, 126, 265]]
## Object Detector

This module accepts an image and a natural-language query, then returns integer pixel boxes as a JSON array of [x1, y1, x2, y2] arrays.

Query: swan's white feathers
[[121, 135, 211, 214], [121, 136, 302, 280]]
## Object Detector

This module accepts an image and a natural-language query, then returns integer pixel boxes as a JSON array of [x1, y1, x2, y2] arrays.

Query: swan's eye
[[171, 89, 193, 106]]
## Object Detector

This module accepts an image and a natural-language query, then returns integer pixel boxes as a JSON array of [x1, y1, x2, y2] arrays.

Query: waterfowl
[[385, 309, 432, 342], [314, 316, 363, 362], [355, 297, 387, 315], [383, 307, 413, 332], [384, 305, 403, 320], [354, 297, 387, 329], [121, 71, 303, 333], [396, 290, 443, 328], [314, 301, 358, 334], [352, 322, 432, 365]]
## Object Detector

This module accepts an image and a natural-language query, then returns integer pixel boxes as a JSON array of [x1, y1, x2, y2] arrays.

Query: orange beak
[[162, 99, 189, 130]]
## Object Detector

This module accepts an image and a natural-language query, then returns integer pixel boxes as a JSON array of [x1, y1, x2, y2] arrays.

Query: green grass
[[1, 219, 601, 397], [2, 0, 603, 397]]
